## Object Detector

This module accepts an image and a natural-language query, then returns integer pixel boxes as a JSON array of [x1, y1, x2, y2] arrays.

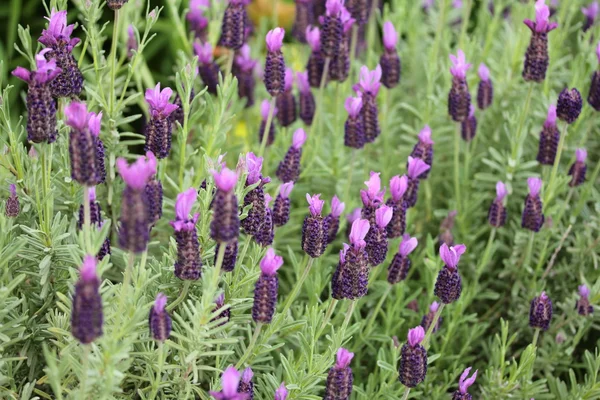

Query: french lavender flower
[[330, 8, 354, 82], [477, 63, 493, 110], [276, 128, 307, 183], [380, 22, 401, 89], [522, 177, 545, 232], [127, 25, 138, 59], [523, 0, 558, 82], [241, 153, 269, 235], [331, 219, 370, 300], [252, 248, 283, 323], [219, 0, 247, 50], [258, 100, 278, 147], [302, 194, 330, 258], [195, 41, 222, 95], [365, 205, 393, 266], [399, 326, 427, 388], [144, 84, 179, 159], [297, 72, 316, 125], [306, 26, 325, 87], [149, 293, 172, 342], [405, 157, 431, 208], [65, 102, 105, 186], [107, 0, 129, 10], [569, 148, 588, 187], [265, 28, 287, 96], [488, 181, 508, 227], [556, 88, 583, 124], [38, 10, 83, 98], [388, 234, 418, 284], [146, 173, 163, 227], [461, 105, 477, 141], [323, 348, 354, 400], [275, 383, 288, 400], [360, 172, 385, 225], [321, 0, 344, 60], [537, 105, 559, 165], [97, 222, 112, 260], [293, 0, 315, 43], [434, 243, 467, 304], [420, 301, 442, 333], [117, 152, 157, 253], [529, 291, 553, 331], [276, 68, 298, 127], [408, 125, 434, 178], [344, 96, 365, 149], [576, 285, 594, 316], [211, 367, 249, 400], [11, 50, 60, 143], [324, 196, 345, 244], [589, 42, 600, 110], [451, 367, 478, 400], [273, 182, 294, 226], [5, 184, 20, 218], [187, 0, 210, 41], [211, 167, 240, 243], [170, 188, 201, 280], [356, 65, 382, 143], [237, 367, 254, 398], [345, 207, 362, 238], [448, 49, 472, 122], [346, 0, 369, 26], [211, 293, 231, 326], [582, 1, 599, 32], [386, 175, 408, 238], [216, 239, 238, 272], [71, 256, 103, 344], [78, 187, 102, 230], [255, 194, 275, 246], [234, 45, 257, 108]]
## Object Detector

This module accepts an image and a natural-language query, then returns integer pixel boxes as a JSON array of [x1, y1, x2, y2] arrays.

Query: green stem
[[349, 25, 358, 77], [423, 303, 445, 349], [555, 187, 574, 225], [544, 122, 569, 207], [341, 300, 357, 334], [120, 252, 135, 312], [109, 10, 120, 117], [342, 150, 358, 203], [318, 299, 338, 334], [425, 0, 449, 121], [453, 123, 461, 213], [510, 83, 534, 173], [532, 328, 540, 347], [401, 387, 411, 400], [365, 285, 392, 332], [80, 344, 90, 398], [280, 257, 314, 316], [225, 49, 235, 78], [476, 228, 496, 279], [522, 230, 536, 270], [167, 280, 191, 312], [258, 97, 277, 158], [149, 342, 166, 400], [304, 58, 331, 175], [237, 236, 252, 269], [83, 187, 92, 255], [236, 323, 263, 368]]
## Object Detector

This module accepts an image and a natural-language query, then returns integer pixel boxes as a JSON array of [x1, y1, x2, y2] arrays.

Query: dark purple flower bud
[[576, 285, 594, 316], [38, 10, 83, 98], [588, 44, 600, 110], [265, 28, 287, 96], [216, 238, 238, 272], [117, 152, 157, 253], [211, 167, 240, 243], [144, 84, 179, 159], [488, 181, 508, 227], [71, 256, 103, 344], [107, 0, 129, 10], [170, 188, 201, 280], [78, 187, 102, 230], [255, 195, 275, 246], [252, 248, 283, 323], [537, 105, 559, 165], [357, 65, 382, 143], [365, 205, 392, 266], [330, 9, 353, 82], [344, 96, 366, 149], [276, 69, 298, 127], [211, 293, 231, 326], [386, 175, 408, 238], [434, 243, 466, 304], [331, 219, 370, 299], [360, 172, 385, 225], [297, 72, 316, 125], [569, 148, 587, 187], [324, 195, 345, 243], [477, 63, 493, 110], [170, 89, 196, 127], [211, 367, 250, 400], [582, 2, 598, 32], [219, 0, 247, 50], [522, 177, 545, 232], [5, 184, 20, 218], [306, 26, 326, 87], [399, 327, 427, 388], [420, 301, 442, 333], [258, 100, 277, 147], [461, 105, 477, 141], [448, 50, 472, 122], [127, 25, 138, 59], [529, 291, 553, 330], [273, 182, 294, 226], [405, 157, 431, 208], [320, 0, 344, 59], [276, 129, 307, 183], [302, 194, 330, 258], [242, 153, 268, 235], [237, 367, 254, 399], [293, 0, 315, 42], [451, 367, 478, 400], [234, 45, 257, 108], [65, 102, 104, 186], [98, 231, 111, 260], [195, 42, 222, 95], [380, 22, 401, 89], [12, 50, 61, 144], [388, 234, 418, 284], [345, 0, 369, 25], [187, 0, 210, 41], [556, 88, 582, 124], [409, 126, 434, 179], [324, 348, 354, 400], [522, 2, 557, 82], [146, 178, 163, 226], [149, 293, 172, 341]]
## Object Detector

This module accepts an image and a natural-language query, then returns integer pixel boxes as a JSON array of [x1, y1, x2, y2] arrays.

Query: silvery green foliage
[[0, 0, 600, 399]]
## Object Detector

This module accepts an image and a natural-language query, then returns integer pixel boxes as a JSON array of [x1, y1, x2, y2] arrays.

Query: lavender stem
[[280, 256, 315, 316], [258, 97, 277, 157], [83, 187, 92, 254], [236, 322, 263, 368], [544, 122, 569, 207], [318, 299, 338, 334], [166, 280, 191, 312], [80, 344, 90, 397], [109, 10, 120, 116], [423, 303, 445, 349]]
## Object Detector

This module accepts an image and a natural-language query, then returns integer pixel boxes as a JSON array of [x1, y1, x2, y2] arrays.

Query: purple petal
[[212, 167, 238, 192], [11, 66, 31, 83], [527, 177, 542, 196], [153, 293, 168, 313], [266, 27, 285, 52], [579, 284, 590, 298], [382, 21, 397, 50], [80, 255, 98, 282], [407, 156, 431, 179], [279, 182, 294, 198], [478, 63, 490, 81], [330, 195, 345, 218], [175, 187, 198, 221], [260, 247, 284, 275], [349, 219, 370, 248], [306, 193, 324, 216], [418, 125, 434, 145], [375, 205, 393, 228], [335, 347, 354, 368], [407, 326, 425, 347], [389, 175, 408, 202], [495, 181, 507, 201], [292, 128, 307, 149], [399, 234, 418, 257], [344, 96, 363, 118], [575, 148, 587, 163]]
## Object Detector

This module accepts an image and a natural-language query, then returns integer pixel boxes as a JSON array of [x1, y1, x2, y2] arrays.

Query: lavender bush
[[1, 0, 600, 399]]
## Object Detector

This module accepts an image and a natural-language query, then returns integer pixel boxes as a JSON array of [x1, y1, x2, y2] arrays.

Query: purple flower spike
[[297, 72, 315, 124], [275, 383, 288, 400], [211, 367, 249, 400], [375, 205, 393, 228], [569, 148, 588, 187], [306, 26, 321, 51], [478, 63, 490, 81], [149, 293, 172, 341], [266, 28, 285, 52], [72, 255, 103, 344], [366, 204, 391, 266], [39, 10, 77, 48], [489, 181, 508, 226], [260, 248, 284, 275], [407, 156, 431, 179], [172, 188, 201, 279], [458, 367, 478, 395], [306, 193, 325, 216], [292, 128, 307, 149], [302, 195, 330, 257], [127, 25, 138, 58], [523, 0, 557, 82], [477, 63, 494, 109], [407, 326, 425, 347], [213, 168, 238, 192], [388, 233, 417, 283], [399, 234, 418, 257], [276, 130, 305, 182], [273, 182, 294, 227], [439, 243, 467, 270], [382, 21, 397, 51], [449, 50, 472, 79], [324, 347, 354, 399], [577, 284, 594, 316], [238, 367, 254, 397], [253, 248, 282, 322], [349, 219, 370, 249], [358, 65, 382, 95], [435, 243, 466, 303], [524, 0, 558, 33], [146, 83, 179, 118], [400, 326, 428, 387], [390, 175, 408, 202], [325, 196, 345, 244], [527, 177, 542, 197], [529, 291, 553, 330], [117, 152, 158, 191]]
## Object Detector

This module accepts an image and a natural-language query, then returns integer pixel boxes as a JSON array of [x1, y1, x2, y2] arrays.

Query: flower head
[[576, 148, 588, 163], [478, 63, 490, 81], [345, 96, 363, 118], [407, 156, 431, 179], [375, 205, 393, 228], [266, 28, 285, 52], [399, 234, 418, 257], [306, 193, 325, 216], [145, 83, 179, 118], [210, 367, 248, 400], [260, 247, 284, 275], [527, 177, 542, 196], [306, 26, 321, 52], [274, 383, 288, 400], [440, 243, 467, 269], [292, 128, 308, 149], [212, 167, 238, 192], [458, 367, 478, 394], [449, 50, 472, 79], [496, 181, 508, 201], [582, 2, 599, 20], [326, 0, 344, 16], [279, 182, 294, 198], [383, 21, 398, 51], [360, 171, 385, 206], [12, 49, 62, 84], [330, 196, 345, 217], [349, 219, 370, 249], [335, 348, 354, 368], [194, 41, 214, 63], [80, 255, 98, 282], [358, 65, 382, 95], [390, 175, 408, 202], [524, 0, 558, 32], [39, 9, 79, 48], [116, 152, 158, 190], [407, 326, 425, 347], [418, 125, 434, 145], [245, 152, 264, 185], [579, 284, 590, 298]]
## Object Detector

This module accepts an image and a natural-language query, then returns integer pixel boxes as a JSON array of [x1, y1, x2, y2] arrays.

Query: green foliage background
[[0, 0, 600, 399]]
